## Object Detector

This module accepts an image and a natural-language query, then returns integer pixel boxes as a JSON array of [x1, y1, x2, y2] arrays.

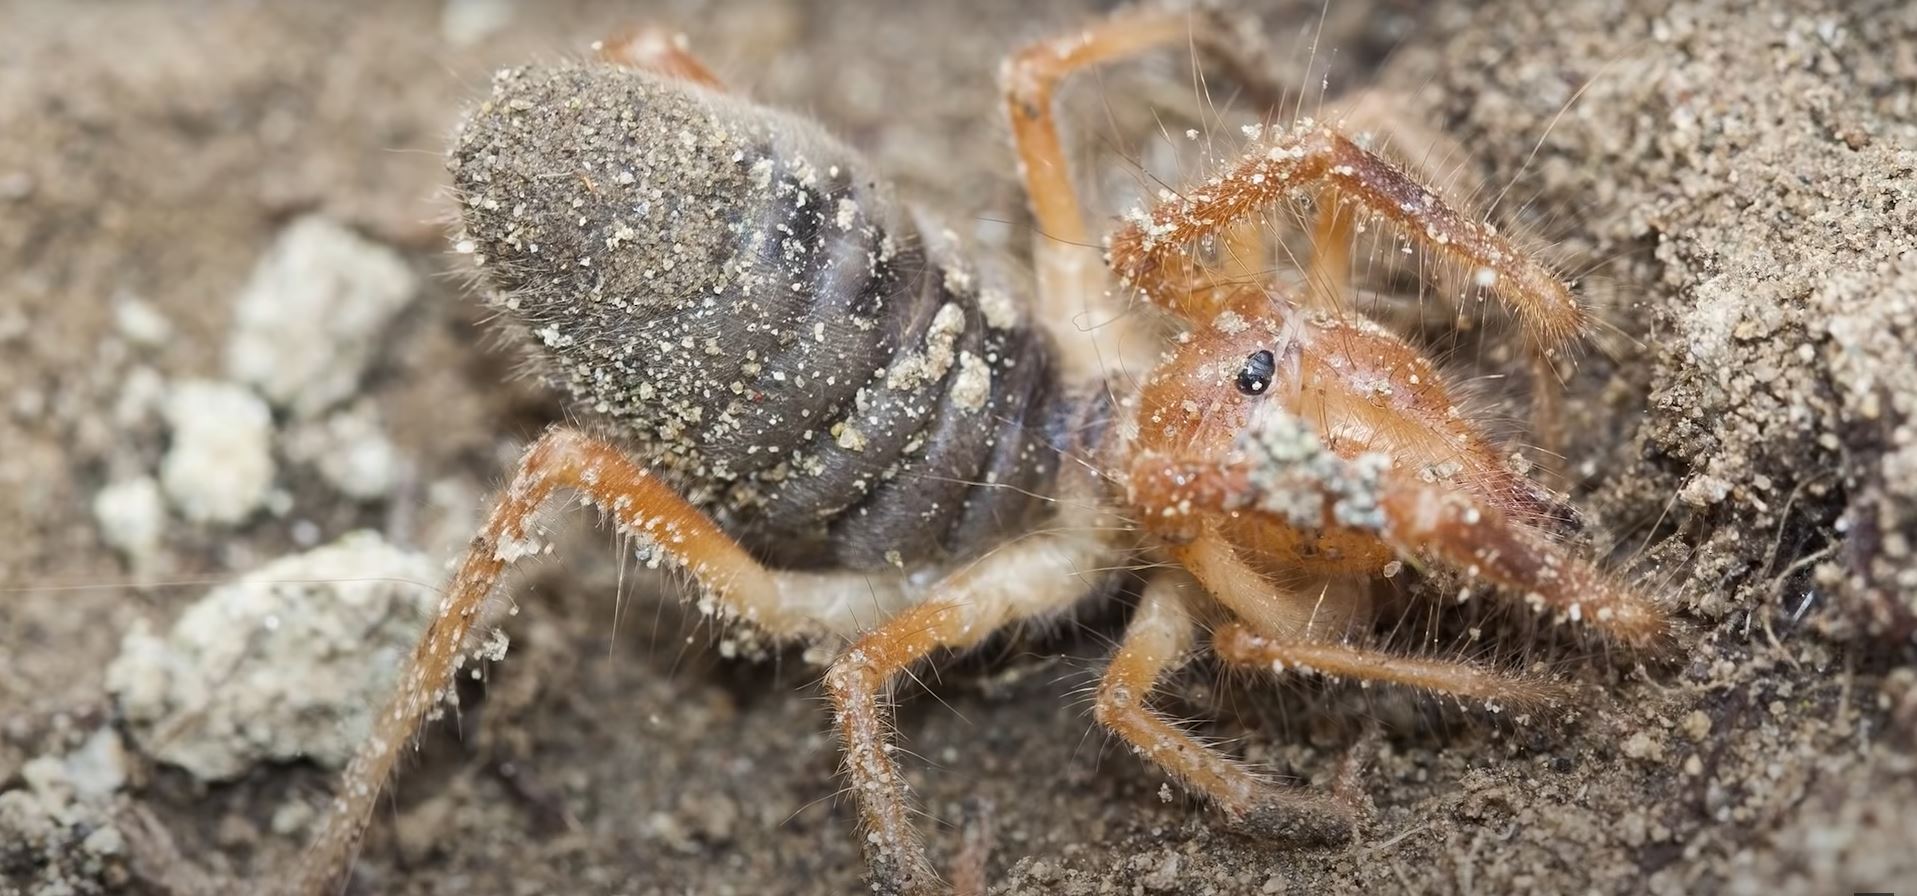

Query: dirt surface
[[3, 1, 1915, 895]]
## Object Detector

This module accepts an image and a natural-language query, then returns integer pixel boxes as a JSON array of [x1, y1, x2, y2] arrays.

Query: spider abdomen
[[450, 64, 1077, 570]]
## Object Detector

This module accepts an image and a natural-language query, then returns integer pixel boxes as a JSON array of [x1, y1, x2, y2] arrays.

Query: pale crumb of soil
[[91, 476, 166, 569], [0, 728, 132, 896], [226, 214, 421, 419], [105, 531, 437, 782], [158, 379, 276, 526], [283, 402, 407, 502]]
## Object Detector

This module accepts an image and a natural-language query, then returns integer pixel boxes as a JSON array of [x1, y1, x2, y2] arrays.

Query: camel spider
[[294, 8, 1672, 895]]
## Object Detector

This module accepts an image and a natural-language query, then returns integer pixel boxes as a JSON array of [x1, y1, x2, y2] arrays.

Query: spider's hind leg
[[822, 532, 1109, 896]]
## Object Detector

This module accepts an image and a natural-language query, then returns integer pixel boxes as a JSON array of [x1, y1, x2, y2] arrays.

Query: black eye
[[1235, 349, 1276, 396]]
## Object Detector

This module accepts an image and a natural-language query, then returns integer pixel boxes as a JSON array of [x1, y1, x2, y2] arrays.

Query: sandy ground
[[2, 1, 1915, 894]]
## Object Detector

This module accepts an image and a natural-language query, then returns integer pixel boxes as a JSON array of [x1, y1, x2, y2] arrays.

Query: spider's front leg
[[1109, 122, 1586, 340], [1304, 89, 1478, 313]]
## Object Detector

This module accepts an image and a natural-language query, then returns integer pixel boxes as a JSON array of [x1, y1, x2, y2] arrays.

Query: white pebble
[[284, 403, 405, 501], [112, 292, 173, 346], [160, 379, 275, 525], [440, 0, 514, 46], [226, 215, 419, 418], [92, 476, 165, 564], [106, 531, 439, 781]]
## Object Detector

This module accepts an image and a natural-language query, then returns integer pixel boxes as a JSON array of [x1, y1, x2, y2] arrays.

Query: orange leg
[[1002, 6, 1280, 380], [1528, 355, 1567, 483], [1094, 573, 1354, 842], [1211, 623, 1570, 710], [596, 24, 726, 89], [1167, 514, 1564, 713], [1171, 532, 1373, 643], [1107, 123, 1586, 369], [1304, 89, 1484, 313], [949, 798, 994, 896], [1004, 6, 1275, 254], [1323, 90, 1568, 466], [293, 428, 845, 896], [823, 533, 1105, 896], [1306, 191, 1357, 312], [1306, 190, 1569, 470], [1168, 530, 1565, 709]]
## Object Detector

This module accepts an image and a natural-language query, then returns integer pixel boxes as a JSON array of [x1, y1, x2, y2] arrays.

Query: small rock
[[283, 403, 405, 501], [226, 215, 419, 417], [106, 531, 437, 780], [93, 476, 166, 565], [1621, 730, 1666, 762], [112, 366, 167, 427], [396, 791, 456, 864], [1141, 852, 1181, 891], [1681, 709, 1712, 742], [270, 798, 317, 837], [680, 791, 739, 845], [64, 728, 130, 802], [112, 292, 173, 346], [1678, 473, 1732, 507], [441, 0, 515, 46], [0, 171, 33, 200], [160, 379, 275, 525], [0, 731, 130, 894]]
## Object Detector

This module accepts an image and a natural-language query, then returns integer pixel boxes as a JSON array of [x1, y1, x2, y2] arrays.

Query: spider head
[[1131, 308, 1300, 463]]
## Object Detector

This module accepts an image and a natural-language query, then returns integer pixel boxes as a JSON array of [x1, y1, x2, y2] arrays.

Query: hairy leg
[[949, 797, 994, 896], [823, 532, 1106, 896], [1322, 90, 1571, 464], [1304, 89, 1481, 313], [292, 428, 892, 896], [1003, 6, 1280, 382], [1170, 532, 1372, 642], [1107, 122, 1586, 377], [1211, 623, 1568, 710], [1095, 572, 1354, 842]]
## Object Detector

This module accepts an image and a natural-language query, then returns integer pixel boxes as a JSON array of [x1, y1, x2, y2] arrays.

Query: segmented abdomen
[[450, 64, 1079, 570]]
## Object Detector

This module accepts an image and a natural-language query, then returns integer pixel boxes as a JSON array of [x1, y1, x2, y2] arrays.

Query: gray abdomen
[[450, 64, 1086, 570]]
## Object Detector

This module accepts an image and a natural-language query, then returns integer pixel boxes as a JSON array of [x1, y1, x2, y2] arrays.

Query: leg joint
[[823, 654, 878, 703], [1091, 681, 1138, 731]]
